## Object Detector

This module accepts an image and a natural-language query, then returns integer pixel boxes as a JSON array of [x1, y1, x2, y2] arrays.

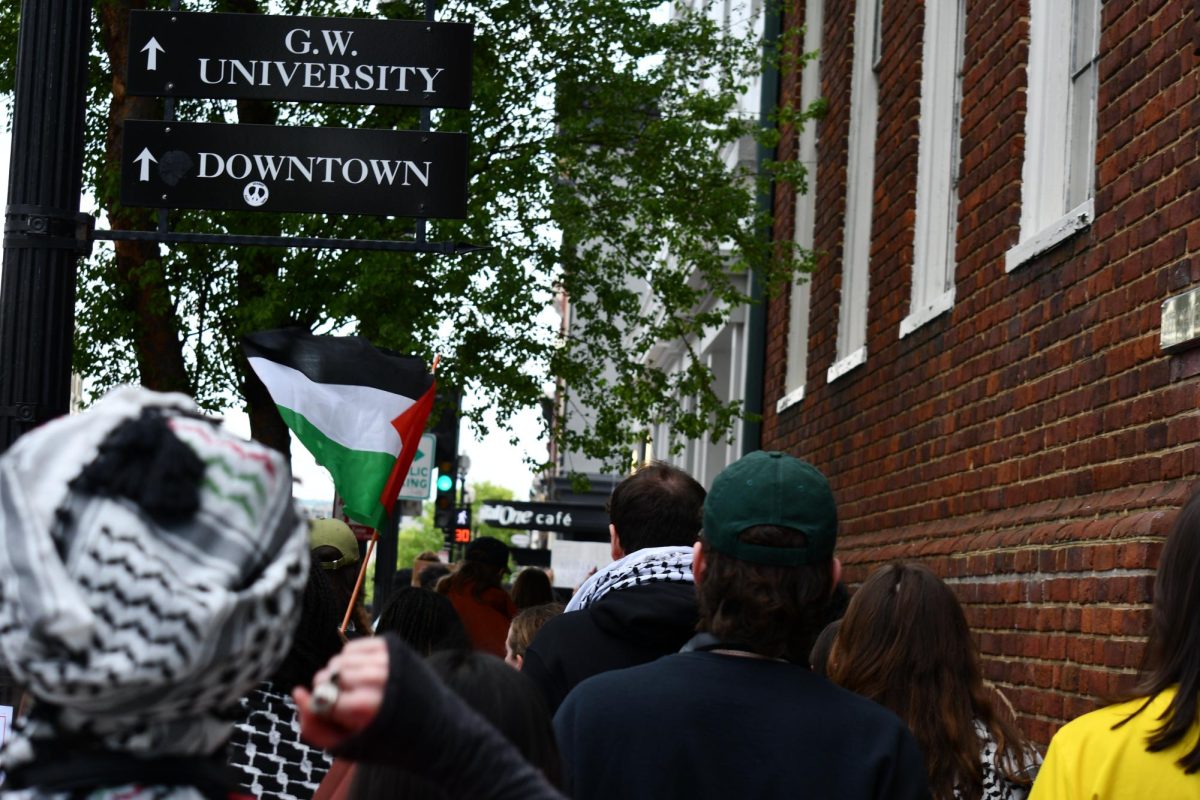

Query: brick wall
[[764, 0, 1200, 744]]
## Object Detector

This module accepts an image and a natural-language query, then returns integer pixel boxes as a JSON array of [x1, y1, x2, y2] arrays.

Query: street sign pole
[[378, 0, 438, 591], [0, 0, 93, 453], [416, 0, 437, 244], [375, 503, 402, 611]]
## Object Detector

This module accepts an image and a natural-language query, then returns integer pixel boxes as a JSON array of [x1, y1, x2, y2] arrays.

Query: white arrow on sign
[[134, 147, 157, 182], [141, 37, 164, 71]]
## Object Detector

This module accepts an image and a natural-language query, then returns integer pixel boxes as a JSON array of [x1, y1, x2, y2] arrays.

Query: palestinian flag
[[243, 328, 436, 532]]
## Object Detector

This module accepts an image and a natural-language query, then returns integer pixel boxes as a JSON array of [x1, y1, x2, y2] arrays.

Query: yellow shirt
[[1029, 689, 1200, 800]]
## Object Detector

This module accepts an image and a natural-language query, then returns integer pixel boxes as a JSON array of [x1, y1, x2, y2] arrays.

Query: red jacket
[[444, 582, 517, 657]]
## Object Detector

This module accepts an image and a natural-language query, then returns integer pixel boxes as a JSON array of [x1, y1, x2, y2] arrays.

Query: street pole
[[375, 507, 401, 610], [374, 0, 439, 606], [0, 0, 93, 453]]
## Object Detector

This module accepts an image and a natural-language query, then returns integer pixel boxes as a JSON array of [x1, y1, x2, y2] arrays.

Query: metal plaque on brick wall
[[121, 120, 468, 217], [1161, 285, 1200, 352], [126, 11, 473, 108]]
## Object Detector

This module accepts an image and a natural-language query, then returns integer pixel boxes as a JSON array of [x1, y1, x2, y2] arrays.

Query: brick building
[[763, 0, 1200, 743]]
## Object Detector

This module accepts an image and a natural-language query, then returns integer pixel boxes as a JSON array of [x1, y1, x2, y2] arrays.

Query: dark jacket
[[335, 635, 563, 800], [555, 650, 932, 800], [521, 582, 698, 713]]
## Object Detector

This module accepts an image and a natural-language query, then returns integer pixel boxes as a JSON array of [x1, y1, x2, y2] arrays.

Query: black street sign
[[121, 120, 469, 218], [127, 11, 472, 108], [479, 501, 609, 536]]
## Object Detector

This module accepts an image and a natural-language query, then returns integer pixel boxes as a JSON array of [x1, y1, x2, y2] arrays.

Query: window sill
[[1005, 198, 1094, 273], [826, 346, 867, 383], [775, 384, 805, 414], [899, 288, 956, 339]]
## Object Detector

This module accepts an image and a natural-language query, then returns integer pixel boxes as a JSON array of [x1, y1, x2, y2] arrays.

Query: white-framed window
[[778, 0, 823, 414], [828, 0, 881, 383], [901, 0, 965, 338], [1006, 0, 1101, 272]]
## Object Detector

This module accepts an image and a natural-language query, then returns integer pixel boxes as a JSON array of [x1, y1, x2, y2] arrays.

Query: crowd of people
[[0, 387, 1198, 798]]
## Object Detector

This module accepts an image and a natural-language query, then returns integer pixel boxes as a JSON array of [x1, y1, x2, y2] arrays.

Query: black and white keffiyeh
[[565, 545, 694, 612], [0, 387, 309, 772], [961, 721, 1041, 800], [228, 683, 332, 800]]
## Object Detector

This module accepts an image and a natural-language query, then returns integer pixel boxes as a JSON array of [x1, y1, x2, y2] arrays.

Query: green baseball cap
[[703, 451, 837, 566], [309, 518, 360, 570]]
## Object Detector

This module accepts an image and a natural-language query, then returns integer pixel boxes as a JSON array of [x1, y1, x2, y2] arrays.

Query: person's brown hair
[[437, 560, 505, 600], [507, 602, 565, 660], [511, 568, 555, 610], [1113, 489, 1200, 772], [829, 562, 1033, 800], [696, 525, 835, 663], [608, 461, 705, 553], [809, 619, 841, 678]]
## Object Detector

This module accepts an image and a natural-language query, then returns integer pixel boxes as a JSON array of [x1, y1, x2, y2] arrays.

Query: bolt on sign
[[126, 11, 473, 108], [121, 120, 468, 217]]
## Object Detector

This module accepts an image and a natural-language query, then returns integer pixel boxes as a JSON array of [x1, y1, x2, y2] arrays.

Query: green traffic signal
[[436, 474, 454, 492]]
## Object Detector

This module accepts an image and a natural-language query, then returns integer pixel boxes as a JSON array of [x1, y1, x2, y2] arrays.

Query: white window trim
[[1019, 0, 1072, 237], [900, 288, 956, 338], [826, 346, 867, 383], [1011, 0, 1098, 272], [904, 0, 963, 338], [782, 0, 824, 408], [833, 0, 880, 373], [775, 384, 805, 414], [1004, 198, 1094, 272], [871, 0, 884, 71]]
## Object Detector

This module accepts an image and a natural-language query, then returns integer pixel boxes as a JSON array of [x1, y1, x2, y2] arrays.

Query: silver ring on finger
[[309, 669, 341, 716]]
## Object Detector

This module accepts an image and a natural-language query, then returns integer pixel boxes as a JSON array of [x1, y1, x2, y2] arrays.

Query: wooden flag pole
[[339, 531, 378, 637], [338, 354, 441, 637]]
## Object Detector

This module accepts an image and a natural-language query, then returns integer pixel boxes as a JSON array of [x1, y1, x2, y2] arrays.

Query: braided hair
[[376, 587, 469, 656], [269, 554, 345, 691]]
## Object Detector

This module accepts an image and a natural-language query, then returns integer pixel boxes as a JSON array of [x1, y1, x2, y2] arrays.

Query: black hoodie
[[521, 582, 698, 713]]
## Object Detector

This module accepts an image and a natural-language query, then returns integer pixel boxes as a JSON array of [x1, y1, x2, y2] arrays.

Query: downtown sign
[[122, 121, 468, 217], [120, 10, 473, 218]]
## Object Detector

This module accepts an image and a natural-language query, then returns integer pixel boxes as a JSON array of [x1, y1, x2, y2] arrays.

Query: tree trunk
[[212, 0, 295, 456], [98, 2, 191, 394]]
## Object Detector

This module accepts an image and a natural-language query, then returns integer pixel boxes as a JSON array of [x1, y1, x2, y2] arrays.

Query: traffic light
[[430, 389, 461, 534], [434, 459, 456, 531]]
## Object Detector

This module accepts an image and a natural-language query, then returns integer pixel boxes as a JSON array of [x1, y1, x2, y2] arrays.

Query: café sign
[[479, 501, 609, 536]]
